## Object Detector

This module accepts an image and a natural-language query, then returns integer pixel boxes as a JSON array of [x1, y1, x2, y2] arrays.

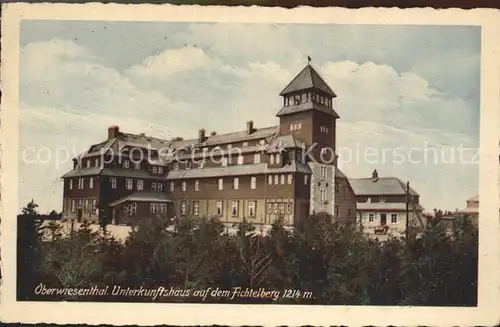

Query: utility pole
[[405, 181, 410, 242]]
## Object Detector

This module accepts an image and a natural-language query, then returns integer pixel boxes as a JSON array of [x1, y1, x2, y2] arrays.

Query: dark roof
[[166, 162, 312, 180], [349, 177, 419, 196], [61, 167, 103, 178], [275, 100, 340, 118], [280, 64, 336, 97], [109, 191, 172, 206], [61, 167, 164, 180], [100, 168, 163, 180]]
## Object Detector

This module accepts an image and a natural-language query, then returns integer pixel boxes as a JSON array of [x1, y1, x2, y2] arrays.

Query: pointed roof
[[280, 64, 336, 97]]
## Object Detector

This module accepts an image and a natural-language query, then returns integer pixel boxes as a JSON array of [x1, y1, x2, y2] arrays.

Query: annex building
[[61, 63, 358, 227]]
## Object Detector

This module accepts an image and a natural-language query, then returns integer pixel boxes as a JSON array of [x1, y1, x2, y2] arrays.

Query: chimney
[[246, 120, 254, 134], [372, 169, 379, 182], [198, 128, 206, 143], [108, 125, 120, 139], [210, 131, 217, 136]]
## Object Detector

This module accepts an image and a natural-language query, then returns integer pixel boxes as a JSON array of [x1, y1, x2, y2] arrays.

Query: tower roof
[[280, 64, 336, 97]]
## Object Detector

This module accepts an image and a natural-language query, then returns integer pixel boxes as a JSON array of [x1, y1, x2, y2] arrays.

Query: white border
[[1, 3, 500, 326]]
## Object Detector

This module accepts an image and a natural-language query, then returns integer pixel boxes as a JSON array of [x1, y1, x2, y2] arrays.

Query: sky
[[18, 20, 481, 213]]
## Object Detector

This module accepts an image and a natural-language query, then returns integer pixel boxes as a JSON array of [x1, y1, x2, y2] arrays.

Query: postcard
[[1, 3, 499, 326]]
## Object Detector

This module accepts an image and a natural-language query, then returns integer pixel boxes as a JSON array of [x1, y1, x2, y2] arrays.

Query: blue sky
[[18, 20, 481, 213]]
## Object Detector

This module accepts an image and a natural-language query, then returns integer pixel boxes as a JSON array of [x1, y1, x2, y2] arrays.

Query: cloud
[[18, 35, 479, 213]]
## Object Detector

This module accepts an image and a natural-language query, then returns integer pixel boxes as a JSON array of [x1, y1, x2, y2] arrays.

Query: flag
[[307, 56, 311, 63]]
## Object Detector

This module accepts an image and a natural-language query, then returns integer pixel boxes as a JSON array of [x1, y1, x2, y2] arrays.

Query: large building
[[61, 63, 357, 227], [350, 170, 425, 237]]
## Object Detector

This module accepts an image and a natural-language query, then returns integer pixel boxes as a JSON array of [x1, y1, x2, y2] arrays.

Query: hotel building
[[61, 63, 357, 227]]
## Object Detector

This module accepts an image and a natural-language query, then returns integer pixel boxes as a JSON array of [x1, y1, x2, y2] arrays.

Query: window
[[69, 179, 73, 190], [194, 180, 199, 191], [169, 181, 175, 192], [89, 177, 94, 189], [231, 201, 239, 217], [274, 175, 279, 185], [335, 182, 339, 192], [221, 157, 228, 167], [242, 141, 248, 147], [367, 197, 372, 203], [275, 154, 281, 164], [368, 213, 375, 222], [186, 162, 191, 170], [391, 214, 398, 224], [110, 177, 117, 189], [237, 155, 244, 165], [152, 182, 157, 191], [180, 201, 187, 216], [193, 201, 200, 216], [78, 199, 83, 209], [298, 122, 302, 130], [335, 205, 339, 216], [134, 162, 141, 170], [279, 203, 285, 214], [216, 201, 223, 217], [123, 160, 130, 168], [287, 174, 293, 184], [92, 199, 97, 214], [268, 176, 272, 185], [157, 183, 163, 192], [348, 209, 352, 217], [380, 196, 386, 203], [71, 200, 76, 213], [159, 203, 167, 214], [233, 178, 239, 190], [320, 166, 326, 180], [218, 178, 223, 190], [173, 163, 179, 171], [259, 139, 266, 146], [182, 181, 187, 192], [280, 175, 285, 185], [125, 179, 133, 190], [267, 203, 272, 214], [248, 201, 256, 217], [254, 153, 261, 164], [320, 189, 327, 203], [250, 176, 256, 190], [86, 160, 91, 168], [137, 179, 143, 191], [78, 178, 84, 189], [84, 200, 89, 213], [94, 158, 99, 167], [270, 155, 275, 164], [150, 203, 158, 214], [198, 161, 204, 169], [304, 175, 309, 185], [286, 203, 292, 214], [273, 203, 278, 214], [158, 166, 163, 174], [152, 166, 158, 174]]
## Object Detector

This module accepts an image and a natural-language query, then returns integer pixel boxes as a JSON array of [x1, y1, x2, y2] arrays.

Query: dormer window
[[152, 166, 158, 174], [123, 160, 130, 168], [173, 163, 179, 171], [158, 166, 163, 174]]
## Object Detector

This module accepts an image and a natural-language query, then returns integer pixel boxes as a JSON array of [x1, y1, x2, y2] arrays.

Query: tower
[[276, 61, 340, 216]]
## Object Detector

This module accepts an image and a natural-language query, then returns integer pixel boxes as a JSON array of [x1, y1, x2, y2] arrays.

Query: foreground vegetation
[[18, 200, 477, 305]]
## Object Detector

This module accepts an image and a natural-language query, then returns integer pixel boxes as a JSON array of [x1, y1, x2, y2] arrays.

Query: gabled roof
[[349, 177, 419, 196], [280, 64, 336, 97]]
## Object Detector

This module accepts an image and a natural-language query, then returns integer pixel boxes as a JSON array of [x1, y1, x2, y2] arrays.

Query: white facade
[[308, 161, 336, 215], [357, 210, 424, 238]]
